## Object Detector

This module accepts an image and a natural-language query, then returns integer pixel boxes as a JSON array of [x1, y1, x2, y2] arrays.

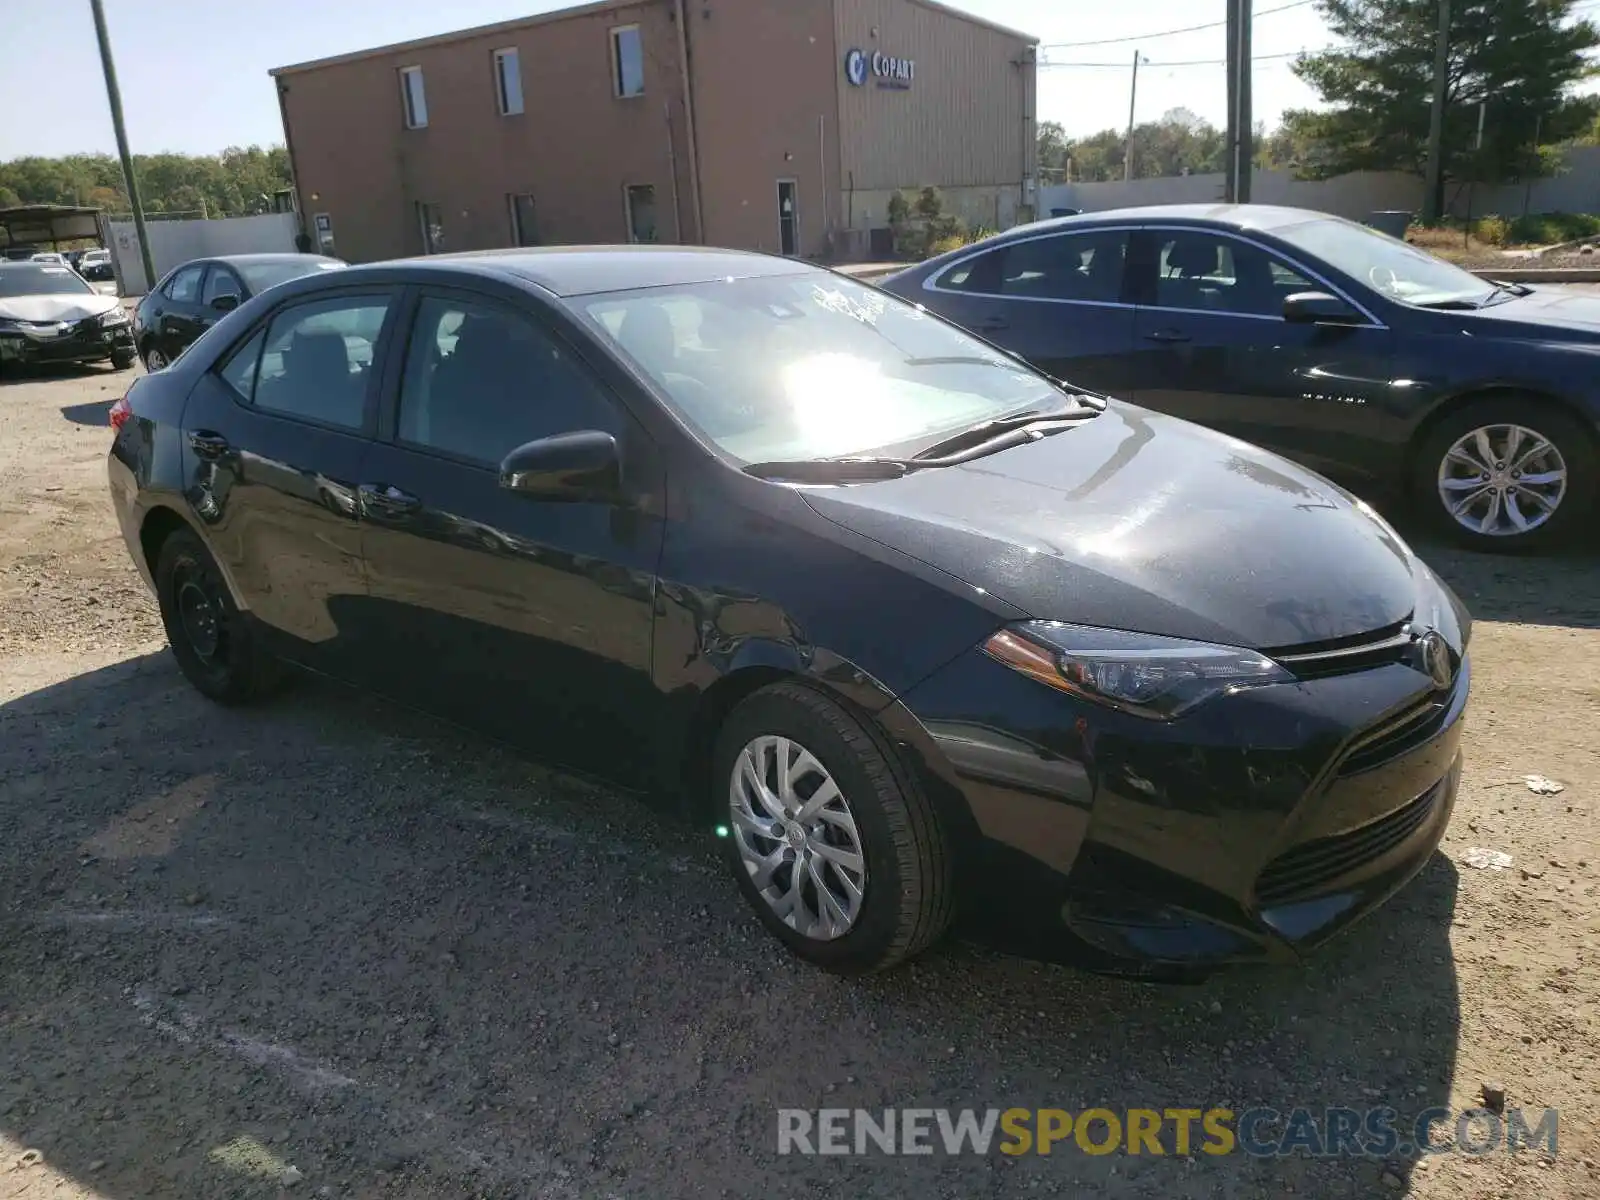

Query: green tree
[[1036, 120, 1069, 180], [0, 148, 292, 220], [1287, 0, 1600, 215]]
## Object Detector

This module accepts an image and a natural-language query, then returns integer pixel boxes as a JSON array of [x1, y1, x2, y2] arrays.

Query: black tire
[[711, 681, 953, 973], [1413, 397, 1596, 552], [110, 349, 136, 370], [142, 343, 169, 372], [154, 527, 283, 704]]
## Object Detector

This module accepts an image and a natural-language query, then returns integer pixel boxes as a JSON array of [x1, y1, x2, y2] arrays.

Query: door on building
[[415, 202, 445, 254], [624, 185, 658, 244], [777, 180, 799, 256]]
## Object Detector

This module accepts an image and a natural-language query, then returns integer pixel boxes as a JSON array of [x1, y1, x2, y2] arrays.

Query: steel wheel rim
[[1437, 423, 1567, 537], [728, 735, 866, 941], [174, 565, 226, 666]]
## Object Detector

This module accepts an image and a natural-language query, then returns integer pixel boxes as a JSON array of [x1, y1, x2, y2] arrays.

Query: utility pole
[[1225, 0, 1254, 203], [1423, 0, 1452, 223], [89, 0, 155, 292], [1124, 51, 1147, 182]]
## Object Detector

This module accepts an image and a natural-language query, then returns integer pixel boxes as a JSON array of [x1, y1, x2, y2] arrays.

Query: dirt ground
[[1, 352, 1597, 1200]]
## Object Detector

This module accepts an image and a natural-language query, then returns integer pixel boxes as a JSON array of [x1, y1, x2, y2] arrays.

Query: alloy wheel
[[145, 347, 168, 371], [728, 734, 866, 941], [1436, 423, 1567, 538]]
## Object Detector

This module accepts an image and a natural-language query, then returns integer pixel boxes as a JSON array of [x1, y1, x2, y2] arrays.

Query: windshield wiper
[[1414, 297, 1486, 310], [909, 403, 1100, 461]]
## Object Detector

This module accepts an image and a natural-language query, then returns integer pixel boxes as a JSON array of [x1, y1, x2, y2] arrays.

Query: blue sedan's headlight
[[983, 620, 1294, 720]]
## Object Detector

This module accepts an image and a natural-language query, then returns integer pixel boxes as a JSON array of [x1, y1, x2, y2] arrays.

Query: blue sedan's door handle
[[1145, 329, 1191, 344]]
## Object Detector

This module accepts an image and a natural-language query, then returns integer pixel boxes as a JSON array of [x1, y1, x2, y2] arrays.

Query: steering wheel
[[1368, 265, 1398, 293]]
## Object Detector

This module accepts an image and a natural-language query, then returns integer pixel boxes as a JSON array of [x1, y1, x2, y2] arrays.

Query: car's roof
[[1009, 204, 1336, 237], [205, 253, 343, 267], [380, 245, 817, 298]]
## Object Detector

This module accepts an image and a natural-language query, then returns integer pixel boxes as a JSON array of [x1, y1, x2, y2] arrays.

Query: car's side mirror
[[499, 430, 622, 503], [1283, 291, 1363, 325], [210, 294, 240, 312]]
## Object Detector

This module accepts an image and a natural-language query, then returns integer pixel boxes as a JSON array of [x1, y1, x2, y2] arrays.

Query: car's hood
[[0, 292, 120, 323], [801, 403, 1420, 650], [1458, 287, 1600, 340]]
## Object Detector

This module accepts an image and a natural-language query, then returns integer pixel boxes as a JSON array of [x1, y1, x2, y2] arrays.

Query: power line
[[1039, 51, 1303, 68], [1037, 0, 1312, 50]]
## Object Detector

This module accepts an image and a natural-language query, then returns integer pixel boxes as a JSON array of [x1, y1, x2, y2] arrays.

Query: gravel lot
[[1, 354, 1597, 1199]]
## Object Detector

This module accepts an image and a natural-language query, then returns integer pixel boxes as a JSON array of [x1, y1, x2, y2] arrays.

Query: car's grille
[[1266, 619, 1413, 680], [1256, 782, 1442, 907], [1336, 696, 1451, 776]]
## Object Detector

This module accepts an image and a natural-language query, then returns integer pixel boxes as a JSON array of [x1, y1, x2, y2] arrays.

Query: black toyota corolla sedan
[[133, 252, 346, 371], [883, 205, 1600, 552], [107, 247, 1470, 977]]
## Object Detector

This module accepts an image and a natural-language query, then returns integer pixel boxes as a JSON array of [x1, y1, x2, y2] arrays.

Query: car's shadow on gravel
[[0, 652, 1461, 1199], [59, 398, 116, 426]]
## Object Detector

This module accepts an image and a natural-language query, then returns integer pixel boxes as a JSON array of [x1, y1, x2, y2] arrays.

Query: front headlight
[[98, 309, 130, 327], [983, 620, 1293, 721]]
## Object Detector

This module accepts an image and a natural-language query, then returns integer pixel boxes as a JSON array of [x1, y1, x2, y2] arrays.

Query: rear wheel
[[712, 681, 953, 973], [154, 528, 282, 704], [1414, 399, 1595, 551]]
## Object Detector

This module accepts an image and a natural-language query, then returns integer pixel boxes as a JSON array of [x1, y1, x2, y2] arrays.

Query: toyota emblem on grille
[[1412, 629, 1453, 690]]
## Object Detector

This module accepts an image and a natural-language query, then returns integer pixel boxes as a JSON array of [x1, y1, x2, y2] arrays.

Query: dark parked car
[[133, 252, 345, 371], [0, 260, 136, 372], [108, 247, 1470, 976], [884, 205, 1599, 551]]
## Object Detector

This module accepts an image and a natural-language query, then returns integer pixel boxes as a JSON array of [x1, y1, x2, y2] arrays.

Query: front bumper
[[0, 317, 134, 365], [896, 639, 1470, 975]]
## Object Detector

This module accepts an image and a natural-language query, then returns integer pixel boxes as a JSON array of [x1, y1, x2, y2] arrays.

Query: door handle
[[359, 482, 422, 516], [187, 430, 231, 460], [1144, 329, 1191, 344]]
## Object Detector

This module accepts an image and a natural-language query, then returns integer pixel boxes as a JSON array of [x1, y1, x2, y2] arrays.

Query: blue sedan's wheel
[[1417, 399, 1594, 551], [713, 682, 953, 973]]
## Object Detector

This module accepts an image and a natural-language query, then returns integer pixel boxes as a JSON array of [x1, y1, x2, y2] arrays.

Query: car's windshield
[[577, 273, 1060, 463], [0, 265, 95, 298], [236, 258, 346, 294], [1273, 216, 1489, 307]]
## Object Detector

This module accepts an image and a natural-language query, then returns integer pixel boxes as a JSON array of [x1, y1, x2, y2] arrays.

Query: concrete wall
[[1041, 168, 1422, 221], [1448, 144, 1600, 219], [1041, 147, 1600, 226], [106, 213, 299, 295]]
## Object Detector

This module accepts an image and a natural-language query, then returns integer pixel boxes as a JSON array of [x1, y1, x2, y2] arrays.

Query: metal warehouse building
[[270, 0, 1038, 262]]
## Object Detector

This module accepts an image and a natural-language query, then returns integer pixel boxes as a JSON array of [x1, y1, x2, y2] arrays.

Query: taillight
[[109, 394, 132, 432]]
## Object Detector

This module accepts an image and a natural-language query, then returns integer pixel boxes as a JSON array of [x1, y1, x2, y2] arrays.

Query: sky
[[0, 0, 1337, 161]]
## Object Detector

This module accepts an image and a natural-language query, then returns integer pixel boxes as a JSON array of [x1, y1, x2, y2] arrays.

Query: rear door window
[[201, 266, 243, 307], [938, 230, 1129, 303]]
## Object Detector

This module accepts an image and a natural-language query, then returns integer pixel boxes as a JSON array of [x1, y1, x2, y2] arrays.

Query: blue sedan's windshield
[[1273, 217, 1489, 307], [578, 273, 1061, 463]]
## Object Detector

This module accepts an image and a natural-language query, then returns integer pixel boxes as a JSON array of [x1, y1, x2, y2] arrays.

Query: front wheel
[[143, 344, 169, 372], [154, 528, 283, 704], [712, 681, 953, 973], [1414, 399, 1595, 551], [110, 348, 136, 370]]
